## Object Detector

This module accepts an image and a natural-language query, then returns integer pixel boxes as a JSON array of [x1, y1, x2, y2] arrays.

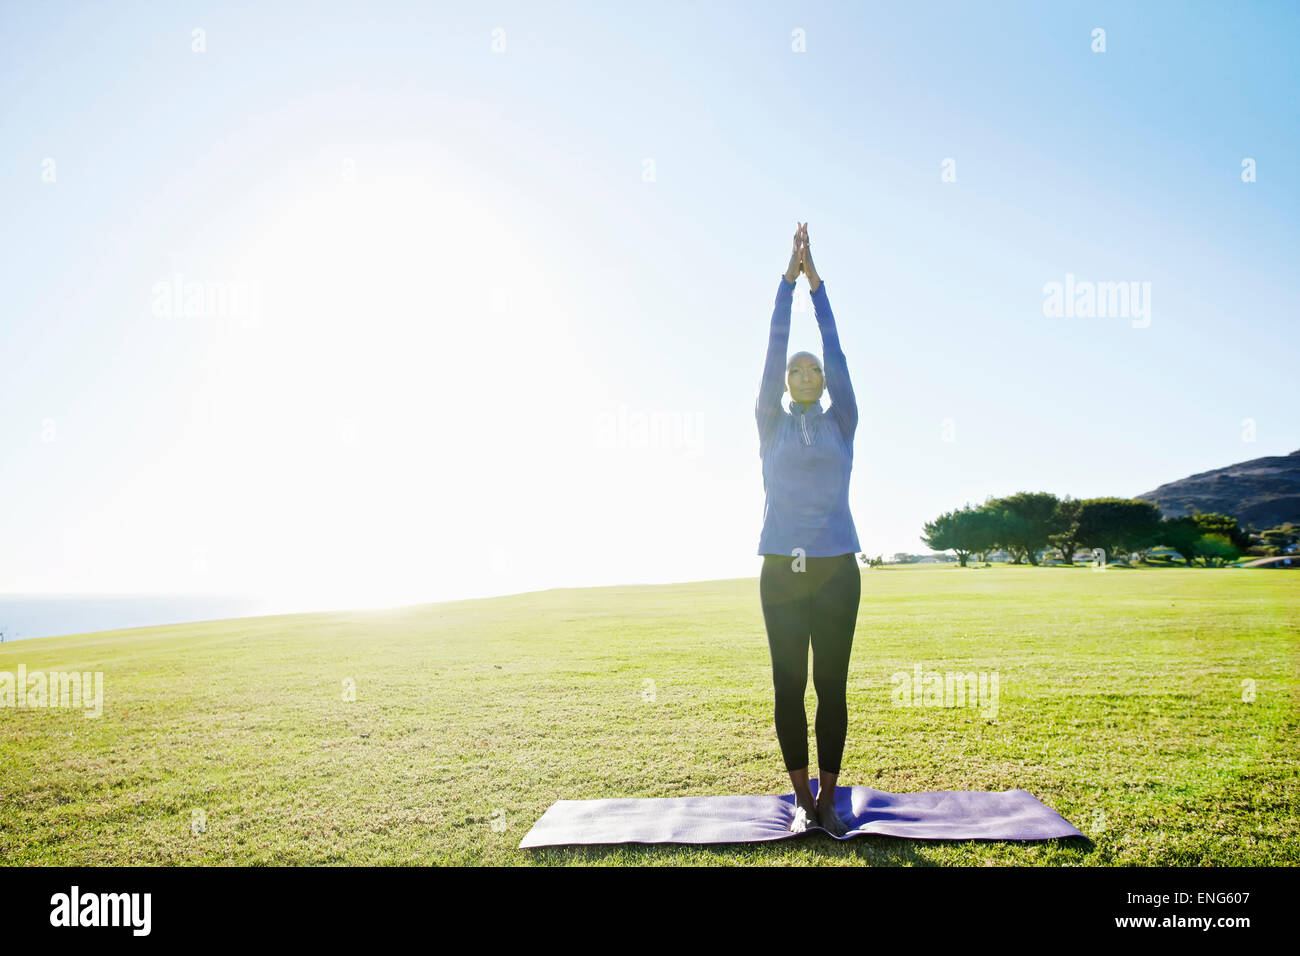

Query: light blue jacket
[[755, 274, 861, 557]]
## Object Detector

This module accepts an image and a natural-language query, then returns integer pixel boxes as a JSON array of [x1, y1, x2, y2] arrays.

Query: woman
[[755, 222, 862, 836]]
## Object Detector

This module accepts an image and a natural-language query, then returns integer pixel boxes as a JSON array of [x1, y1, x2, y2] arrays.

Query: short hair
[[786, 351, 822, 373]]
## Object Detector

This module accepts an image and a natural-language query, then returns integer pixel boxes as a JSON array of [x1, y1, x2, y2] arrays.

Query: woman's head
[[786, 351, 824, 405]]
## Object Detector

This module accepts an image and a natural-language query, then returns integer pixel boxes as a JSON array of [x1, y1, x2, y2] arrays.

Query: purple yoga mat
[[519, 778, 1083, 847]]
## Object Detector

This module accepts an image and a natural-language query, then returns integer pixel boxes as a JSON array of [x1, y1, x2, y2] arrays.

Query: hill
[[1134, 449, 1300, 528]]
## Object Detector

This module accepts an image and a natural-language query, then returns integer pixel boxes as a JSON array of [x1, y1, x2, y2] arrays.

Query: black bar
[[0, 864, 1286, 941]]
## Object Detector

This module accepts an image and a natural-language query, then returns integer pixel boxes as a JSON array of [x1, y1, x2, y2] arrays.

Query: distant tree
[[922, 512, 955, 564], [965, 506, 1003, 561], [1159, 516, 1201, 566], [1122, 502, 1163, 558], [982, 505, 1027, 563], [921, 509, 968, 567], [1159, 513, 1249, 567], [984, 492, 1061, 566], [1189, 511, 1251, 552], [1077, 498, 1162, 560], [1049, 496, 1084, 565], [1157, 517, 1245, 567], [922, 504, 996, 568], [1196, 533, 1240, 567]]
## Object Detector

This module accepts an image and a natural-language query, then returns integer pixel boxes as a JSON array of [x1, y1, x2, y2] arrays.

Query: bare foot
[[790, 794, 817, 833], [816, 794, 849, 836]]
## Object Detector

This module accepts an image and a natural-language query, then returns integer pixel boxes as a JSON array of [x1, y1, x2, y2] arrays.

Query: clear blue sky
[[2, 0, 1297, 607]]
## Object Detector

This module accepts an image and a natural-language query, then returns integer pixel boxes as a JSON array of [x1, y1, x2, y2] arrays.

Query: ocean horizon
[[0, 594, 346, 643], [0, 580, 581, 644]]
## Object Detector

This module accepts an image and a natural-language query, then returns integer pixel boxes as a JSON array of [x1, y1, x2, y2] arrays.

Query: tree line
[[918, 492, 1281, 568]]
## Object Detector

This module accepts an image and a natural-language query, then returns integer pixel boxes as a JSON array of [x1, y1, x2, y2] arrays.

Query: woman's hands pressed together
[[798, 223, 821, 293], [782, 222, 821, 293]]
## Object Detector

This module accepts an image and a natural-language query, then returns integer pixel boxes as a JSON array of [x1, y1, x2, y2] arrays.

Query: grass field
[[1, 564, 1296, 866]]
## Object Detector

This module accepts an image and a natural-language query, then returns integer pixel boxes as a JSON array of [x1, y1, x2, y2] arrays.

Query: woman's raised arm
[[802, 228, 857, 440], [812, 282, 857, 440], [756, 225, 804, 450]]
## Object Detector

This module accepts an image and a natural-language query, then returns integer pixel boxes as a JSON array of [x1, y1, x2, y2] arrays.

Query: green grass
[[1, 564, 1296, 866]]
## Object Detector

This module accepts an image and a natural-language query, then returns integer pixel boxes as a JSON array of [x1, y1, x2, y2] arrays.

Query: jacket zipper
[[799, 409, 812, 445]]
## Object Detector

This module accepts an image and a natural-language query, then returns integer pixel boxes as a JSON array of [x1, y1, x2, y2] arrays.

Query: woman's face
[[787, 353, 824, 404]]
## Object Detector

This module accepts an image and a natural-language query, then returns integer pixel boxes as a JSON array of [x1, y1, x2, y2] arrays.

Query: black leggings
[[759, 552, 861, 774]]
